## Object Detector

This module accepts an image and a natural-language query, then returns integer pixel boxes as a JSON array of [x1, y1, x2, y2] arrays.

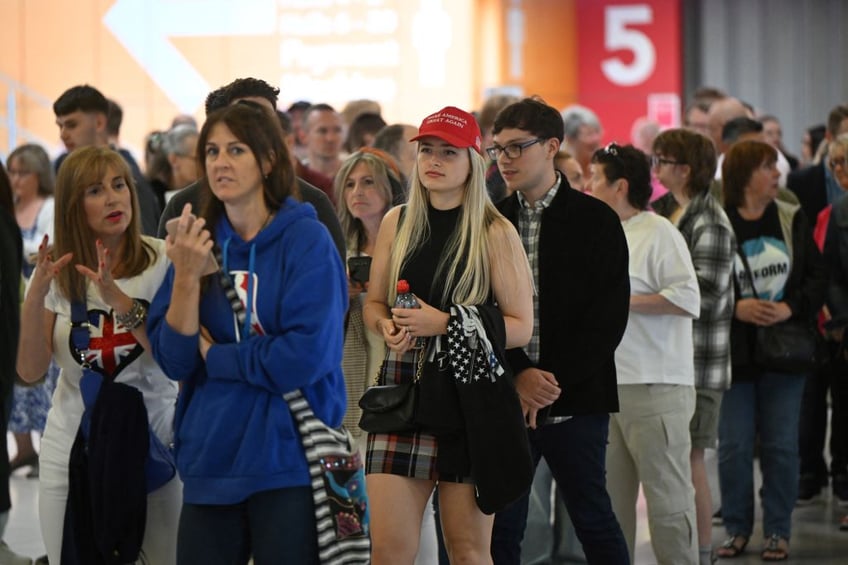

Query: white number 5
[[602, 5, 655, 87]]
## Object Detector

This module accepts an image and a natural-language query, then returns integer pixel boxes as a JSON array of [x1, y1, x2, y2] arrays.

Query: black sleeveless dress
[[364, 204, 469, 482]]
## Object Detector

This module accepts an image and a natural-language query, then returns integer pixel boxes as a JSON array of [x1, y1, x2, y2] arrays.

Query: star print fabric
[[446, 305, 506, 385]]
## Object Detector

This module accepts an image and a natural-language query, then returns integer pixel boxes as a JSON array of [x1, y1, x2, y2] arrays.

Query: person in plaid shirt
[[653, 129, 736, 564]]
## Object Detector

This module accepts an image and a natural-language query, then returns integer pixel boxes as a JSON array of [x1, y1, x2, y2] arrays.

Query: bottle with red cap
[[395, 280, 425, 349]]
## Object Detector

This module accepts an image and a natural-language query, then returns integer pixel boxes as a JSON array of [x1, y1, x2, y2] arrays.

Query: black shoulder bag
[[737, 246, 827, 373]]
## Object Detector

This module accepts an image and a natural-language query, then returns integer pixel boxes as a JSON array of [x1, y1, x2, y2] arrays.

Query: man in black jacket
[[488, 98, 630, 564], [788, 103, 848, 504], [157, 78, 345, 260]]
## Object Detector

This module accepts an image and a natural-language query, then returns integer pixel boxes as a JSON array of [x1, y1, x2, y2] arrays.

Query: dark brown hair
[[722, 140, 778, 209], [196, 102, 297, 239], [652, 129, 717, 197]]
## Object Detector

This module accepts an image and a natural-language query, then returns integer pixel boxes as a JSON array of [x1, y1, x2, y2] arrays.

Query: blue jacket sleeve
[[147, 265, 203, 381]]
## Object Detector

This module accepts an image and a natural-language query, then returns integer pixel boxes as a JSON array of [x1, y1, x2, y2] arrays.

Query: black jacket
[[420, 304, 534, 514], [788, 162, 828, 226], [0, 208, 22, 513], [730, 201, 827, 375], [157, 177, 346, 260], [64, 381, 149, 564], [496, 186, 630, 417]]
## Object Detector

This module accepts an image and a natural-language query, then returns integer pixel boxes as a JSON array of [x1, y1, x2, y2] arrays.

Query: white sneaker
[[0, 541, 32, 565]]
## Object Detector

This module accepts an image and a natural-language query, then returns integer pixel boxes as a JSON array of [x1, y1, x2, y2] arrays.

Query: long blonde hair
[[335, 150, 403, 252], [386, 147, 500, 307], [53, 146, 154, 301]]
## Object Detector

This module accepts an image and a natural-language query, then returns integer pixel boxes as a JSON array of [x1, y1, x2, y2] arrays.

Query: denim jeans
[[177, 486, 318, 565], [492, 414, 629, 565], [717, 372, 806, 540]]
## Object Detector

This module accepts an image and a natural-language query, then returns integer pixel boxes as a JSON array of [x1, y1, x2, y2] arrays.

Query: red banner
[[576, 0, 682, 145]]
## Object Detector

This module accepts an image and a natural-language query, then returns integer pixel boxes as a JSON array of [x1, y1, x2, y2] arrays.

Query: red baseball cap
[[410, 106, 482, 154]]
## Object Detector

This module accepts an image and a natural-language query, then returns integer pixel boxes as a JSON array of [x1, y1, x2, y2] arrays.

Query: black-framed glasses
[[651, 154, 682, 168], [486, 138, 544, 160], [830, 156, 847, 170]]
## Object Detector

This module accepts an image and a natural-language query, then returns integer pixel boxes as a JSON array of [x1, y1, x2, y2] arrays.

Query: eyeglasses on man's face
[[830, 156, 847, 170], [486, 138, 544, 160]]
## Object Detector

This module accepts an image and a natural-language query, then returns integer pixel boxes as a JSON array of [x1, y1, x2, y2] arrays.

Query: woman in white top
[[8, 143, 56, 475], [588, 143, 701, 564], [17, 146, 180, 564]]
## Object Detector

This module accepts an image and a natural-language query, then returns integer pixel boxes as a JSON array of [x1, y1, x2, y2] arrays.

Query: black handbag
[[358, 345, 424, 434], [737, 248, 826, 374], [754, 322, 828, 373]]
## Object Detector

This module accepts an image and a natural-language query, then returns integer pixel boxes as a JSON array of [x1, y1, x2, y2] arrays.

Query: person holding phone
[[334, 148, 405, 443], [147, 101, 347, 563]]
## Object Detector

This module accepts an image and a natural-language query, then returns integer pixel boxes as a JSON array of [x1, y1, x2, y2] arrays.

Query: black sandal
[[716, 535, 748, 559], [761, 534, 789, 561]]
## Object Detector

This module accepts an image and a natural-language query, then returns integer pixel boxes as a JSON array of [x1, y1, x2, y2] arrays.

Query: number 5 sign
[[576, 0, 681, 144]]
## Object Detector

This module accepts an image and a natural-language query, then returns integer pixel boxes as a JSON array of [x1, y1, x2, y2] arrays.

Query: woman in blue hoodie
[[148, 102, 348, 564]]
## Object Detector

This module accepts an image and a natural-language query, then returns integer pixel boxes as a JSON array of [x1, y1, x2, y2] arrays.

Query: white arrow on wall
[[103, 0, 277, 114]]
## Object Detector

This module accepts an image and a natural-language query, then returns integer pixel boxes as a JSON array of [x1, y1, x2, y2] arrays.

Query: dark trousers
[[491, 413, 629, 565], [799, 342, 848, 479], [177, 486, 318, 565]]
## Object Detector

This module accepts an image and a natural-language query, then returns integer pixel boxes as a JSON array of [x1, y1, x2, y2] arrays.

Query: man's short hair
[[492, 98, 564, 143], [204, 78, 280, 116], [106, 99, 123, 137], [53, 84, 109, 117], [302, 103, 338, 128], [276, 110, 293, 135], [828, 104, 848, 136], [287, 100, 311, 114], [373, 124, 406, 157], [722, 117, 763, 144]]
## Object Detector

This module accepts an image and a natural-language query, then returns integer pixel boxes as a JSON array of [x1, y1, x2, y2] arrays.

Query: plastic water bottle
[[395, 280, 425, 349]]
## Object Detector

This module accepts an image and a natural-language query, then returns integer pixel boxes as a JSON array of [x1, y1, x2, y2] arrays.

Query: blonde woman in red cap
[[363, 106, 534, 563]]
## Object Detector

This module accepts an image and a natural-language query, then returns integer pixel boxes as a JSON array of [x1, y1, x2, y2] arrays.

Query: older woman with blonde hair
[[7, 143, 57, 477], [335, 147, 405, 440]]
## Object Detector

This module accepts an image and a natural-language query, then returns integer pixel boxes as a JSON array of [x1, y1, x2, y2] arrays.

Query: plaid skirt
[[364, 347, 467, 483]]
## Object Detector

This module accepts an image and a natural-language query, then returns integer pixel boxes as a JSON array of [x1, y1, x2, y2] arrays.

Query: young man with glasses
[[488, 98, 631, 565]]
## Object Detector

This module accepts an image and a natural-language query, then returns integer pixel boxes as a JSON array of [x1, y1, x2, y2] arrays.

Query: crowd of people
[[0, 77, 847, 565]]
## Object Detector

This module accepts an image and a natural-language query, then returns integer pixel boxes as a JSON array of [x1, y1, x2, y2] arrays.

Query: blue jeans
[[492, 414, 629, 565], [717, 373, 806, 540], [177, 486, 318, 565]]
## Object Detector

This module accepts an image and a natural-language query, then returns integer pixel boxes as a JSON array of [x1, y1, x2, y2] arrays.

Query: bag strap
[[214, 250, 309, 410], [736, 242, 761, 298]]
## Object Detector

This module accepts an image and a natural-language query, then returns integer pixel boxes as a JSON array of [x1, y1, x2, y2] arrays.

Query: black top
[[400, 204, 461, 308], [727, 202, 784, 246], [0, 208, 22, 513]]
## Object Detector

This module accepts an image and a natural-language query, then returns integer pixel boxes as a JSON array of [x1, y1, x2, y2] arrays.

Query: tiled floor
[[3, 441, 847, 563]]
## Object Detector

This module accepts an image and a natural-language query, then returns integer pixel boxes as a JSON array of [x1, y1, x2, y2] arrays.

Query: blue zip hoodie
[[148, 197, 348, 504]]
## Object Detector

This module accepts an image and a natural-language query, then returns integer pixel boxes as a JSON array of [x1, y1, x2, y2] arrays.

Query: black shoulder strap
[[736, 242, 760, 297]]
